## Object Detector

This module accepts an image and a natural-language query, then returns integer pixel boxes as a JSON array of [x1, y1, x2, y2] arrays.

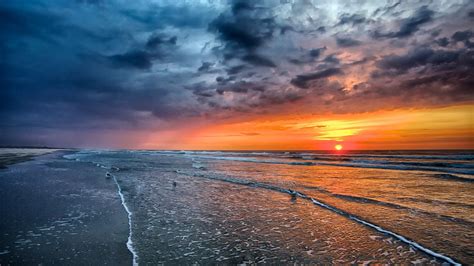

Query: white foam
[[308, 197, 461, 265], [192, 160, 207, 170], [90, 161, 138, 266], [182, 154, 473, 176], [187, 171, 461, 265], [0, 250, 11, 255], [111, 173, 139, 266]]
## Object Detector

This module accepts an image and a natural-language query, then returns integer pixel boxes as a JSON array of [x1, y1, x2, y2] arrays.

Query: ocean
[[60, 149, 473, 265]]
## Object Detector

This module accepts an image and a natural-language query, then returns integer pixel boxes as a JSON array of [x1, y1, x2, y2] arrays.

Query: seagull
[[288, 189, 297, 201]]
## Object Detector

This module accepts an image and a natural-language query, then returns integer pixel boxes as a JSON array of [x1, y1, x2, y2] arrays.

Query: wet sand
[[0, 148, 60, 169], [1, 149, 471, 264], [78, 151, 439, 264], [0, 151, 132, 265]]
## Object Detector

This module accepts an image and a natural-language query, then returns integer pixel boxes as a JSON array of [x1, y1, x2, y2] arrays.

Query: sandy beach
[[1, 149, 473, 264], [0, 150, 131, 265], [0, 148, 61, 169]]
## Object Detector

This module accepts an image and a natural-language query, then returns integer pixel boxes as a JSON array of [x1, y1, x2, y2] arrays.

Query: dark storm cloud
[[435, 37, 450, 47], [288, 47, 326, 65], [216, 81, 257, 94], [242, 54, 276, 67], [0, 0, 216, 147], [146, 34, 177, 49], [106, 32, 177, 69], [377, 48, 460, 71], [0, 4, 65, 42], [209, 11, 274, 51], [226, 65, 246, 75], [198, 62, 214, 72], [323, 54, 340, 64], [291, 68, 342, 89], [336, 37, 362, 47], [367, 46, 473, 108], [373, 6, 434, 38], [309, 47, 326, 58], [372, 1, 401, 17], [452, 30, 474, 48], [337, 13, 367, 26], [207, 0, 286, 73], [108, 50, 154, 69]]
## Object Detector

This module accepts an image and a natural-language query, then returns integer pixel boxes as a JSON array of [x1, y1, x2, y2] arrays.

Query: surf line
[[185, 171, 461, 266], [111, 172, 139, 266], [95, 161, 139, 266], [65, 154, 139, 265]]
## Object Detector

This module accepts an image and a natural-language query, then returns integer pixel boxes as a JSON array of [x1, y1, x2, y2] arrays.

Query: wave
[[430, 174, 474, 183], [284, 153, 474, 161], [150, 150, 474, 161], [313, 161, 474, 176], [330, 193, 474, 226], [191, 159, 207, 170], [111, 171, 139, 266], [297, 184, 474, 225], [345, 159, 474, 169], [178, 170, 460, 265], [290, 156, 474, 169], [147, 150, 474, 176], [181, 154, 474, 176], [398, 196, 474, 209]]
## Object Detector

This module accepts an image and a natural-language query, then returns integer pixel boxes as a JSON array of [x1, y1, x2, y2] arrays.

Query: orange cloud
[[163, 104, 473, 150]]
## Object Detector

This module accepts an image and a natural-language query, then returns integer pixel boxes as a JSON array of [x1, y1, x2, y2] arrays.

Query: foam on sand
[[63, 153, 139, 266], [93, 162, 139, 266], [183, 170, 461, 266], [111, 172, 139, 266]]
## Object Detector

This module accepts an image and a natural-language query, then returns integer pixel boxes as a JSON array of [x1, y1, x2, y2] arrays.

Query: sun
[[335, 144, 343, 151]]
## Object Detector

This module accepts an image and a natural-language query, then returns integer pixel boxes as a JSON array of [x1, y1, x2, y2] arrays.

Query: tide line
[[185, 171, 461, 266]]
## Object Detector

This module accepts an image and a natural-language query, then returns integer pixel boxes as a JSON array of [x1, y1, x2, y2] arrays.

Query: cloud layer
[[1, 0, 473, 147]]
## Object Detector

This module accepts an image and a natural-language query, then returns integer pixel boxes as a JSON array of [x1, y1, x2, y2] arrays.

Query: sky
[[0, 0, 473, 150]]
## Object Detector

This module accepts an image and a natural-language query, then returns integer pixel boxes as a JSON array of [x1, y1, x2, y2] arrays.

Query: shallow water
[[66, 150, 474, 264]]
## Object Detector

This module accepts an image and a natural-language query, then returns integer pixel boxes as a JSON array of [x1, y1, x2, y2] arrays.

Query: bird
[[288, 189, 297, 201]]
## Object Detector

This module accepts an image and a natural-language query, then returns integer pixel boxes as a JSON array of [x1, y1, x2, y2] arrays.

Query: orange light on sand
[[335, 144, 343, 151]]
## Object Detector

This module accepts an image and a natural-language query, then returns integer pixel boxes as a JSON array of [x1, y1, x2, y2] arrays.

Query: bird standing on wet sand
[[173, 181, 177, 187], [288, 189, 297, 201]]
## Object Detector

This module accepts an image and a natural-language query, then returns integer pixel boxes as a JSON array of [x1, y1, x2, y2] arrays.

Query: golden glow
[[141, 104, 474, 150], [335, 144, 343, 151]]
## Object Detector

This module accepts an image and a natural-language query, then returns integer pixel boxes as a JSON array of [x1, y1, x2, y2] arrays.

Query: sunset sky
[[1, 0, 473, 150]]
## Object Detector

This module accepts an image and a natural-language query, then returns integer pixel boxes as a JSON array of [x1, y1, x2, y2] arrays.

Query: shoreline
[[112, 172, 139, 266], [84, 159, 139, 266], [0, 148, 64, 169]]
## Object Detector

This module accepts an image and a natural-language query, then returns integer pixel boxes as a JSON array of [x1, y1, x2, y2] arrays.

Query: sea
[[65, 149, 474, 265]]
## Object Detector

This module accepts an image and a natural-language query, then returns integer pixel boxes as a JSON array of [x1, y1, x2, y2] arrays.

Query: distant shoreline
[[0, 148, 65, 169], [0, 146, 69, 149]]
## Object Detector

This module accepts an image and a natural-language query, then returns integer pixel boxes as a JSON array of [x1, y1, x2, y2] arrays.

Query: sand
[[0, 148, 62, 169], [0, 151, 132, 265]]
